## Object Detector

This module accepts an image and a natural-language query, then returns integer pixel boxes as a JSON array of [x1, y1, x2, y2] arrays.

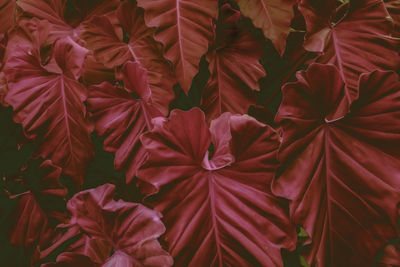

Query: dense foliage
[[0, 0, 399, 266]]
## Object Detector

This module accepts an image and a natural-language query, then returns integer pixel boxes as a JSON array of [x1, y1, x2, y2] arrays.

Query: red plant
[[0, 0, 399, 266]]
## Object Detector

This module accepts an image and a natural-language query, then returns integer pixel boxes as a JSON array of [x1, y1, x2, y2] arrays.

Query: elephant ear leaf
[[236, 0, 296, 55], [41, 184, 173, 267], [137, 108, 296, 266], [273, 63, 400, 266], [201, 4, 266, 123], [136, 0, 218, 93], [87, 61, 162, 184], [300, 0, 400, 103], [4, 37, 94, 186], [9, 159, 67, 254]]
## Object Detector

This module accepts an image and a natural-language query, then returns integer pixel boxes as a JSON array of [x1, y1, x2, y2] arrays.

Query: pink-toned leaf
[[0, 0, 16, 33], [42, 184, 173, 266], [272, 63, 400, 266], [201, 5, 266, 122], [17, 0, 74, 42], [87, 61, 162, 184], [81, 15, 130, 68], [236, 0, 295, 55], [17, 0, 119, 42], [137, 0, 218, 93], [4, 18, 52, 64], [9, 159, 67, 252], [137, 108, 296, 266], [81, 1, 175, 115], [300, 0, 400, 102], [4, 37, 93, 185]]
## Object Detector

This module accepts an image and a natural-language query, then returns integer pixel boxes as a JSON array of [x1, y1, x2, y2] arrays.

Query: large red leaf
[[137, 108, 296, 266], [87, 61, 162, 184], [201, 5, 266, 123], [272, 63, 400, 266], [41, 184, 173, 266], [137, 0, 218, 93], [236, 0, 295, 55], [81, 1, 175, 115], [9, 159, 67, 261], [4, 37, 93, 185], [17, 0, 119, 42], [300, 0, 400, 103]]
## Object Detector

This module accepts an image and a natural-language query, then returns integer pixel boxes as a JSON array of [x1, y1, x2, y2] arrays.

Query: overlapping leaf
[[272, 63, 400, 266], [87, 61, 162, 184], [9, 158, 67, 261], [300, 0, 400, 103], [17, 0, 119, 42], [4, 36, 93, 185], [137, 0, 218, 93], [201, 5, 266, 122], [137, 108, 296, 266], [81, 1, 175, 114], [236, 0, 295, 54], [41, 184, 173, 266]]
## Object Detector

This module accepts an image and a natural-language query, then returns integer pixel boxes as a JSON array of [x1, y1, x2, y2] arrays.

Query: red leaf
[[81, 1, 176, 115], [17, 0, 119, 42], [4, 18, 52, 64], [201, 5, 266, 122], [0, 0, 16, 33], [4, 37, 94, 185], [81, 55, 116, 87], [272, 63, 400, 266], [137, 0, 218, 93], [9, 159, 67, 252], [236, 0, 295, 55], [137, 108, 296, 266], [300, 0, 400, 102], [87, 61, 162, 184], [42, 184, 173, 266], [81, 15, 131, 67]]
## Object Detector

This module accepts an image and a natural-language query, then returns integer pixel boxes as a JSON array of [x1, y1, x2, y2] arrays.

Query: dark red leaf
[[81, 1, 175, 115], [273, 63, 400, 266], [137, 108, 296, 266], [9, 159, 66, 253], [300, 0, 400, 102], [17, 0, 119, 42], [201, 5, 266, 122], [81, 55, 116, 86], [236, 0, 295, 55], [87, 61, 162, 184], [42, 184, 173, 266], [137, 0, 218, 93], [4, 37, 94, 185]]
